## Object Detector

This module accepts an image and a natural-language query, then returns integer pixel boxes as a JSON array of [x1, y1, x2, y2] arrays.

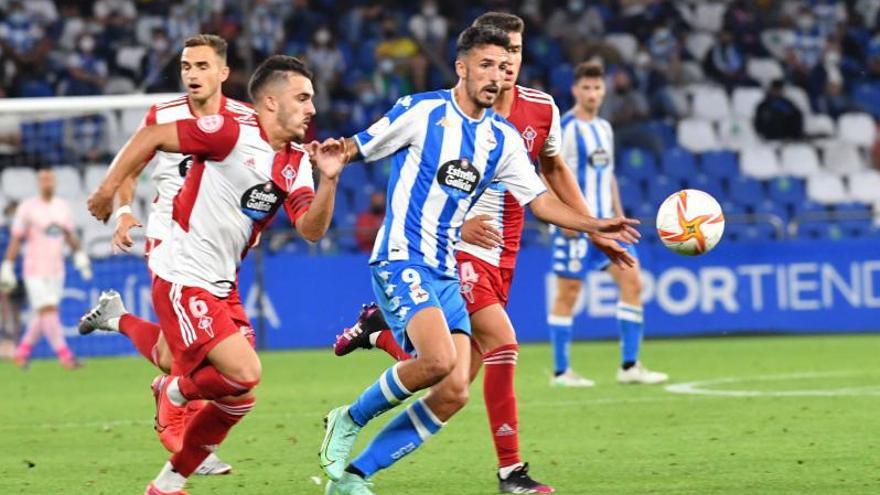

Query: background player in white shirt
[[87, 55, 345, 495], [78, 34, 251, 475], [0, 168, 92, 370], [548, 63, 668, 386]]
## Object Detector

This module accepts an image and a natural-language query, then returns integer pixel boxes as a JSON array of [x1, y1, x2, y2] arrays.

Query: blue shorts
[[550, 230, 638, 279], [370, 261, 471, 354]]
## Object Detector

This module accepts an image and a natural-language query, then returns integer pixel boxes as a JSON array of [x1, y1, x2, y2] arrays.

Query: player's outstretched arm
[[296, 139, 344, 242], [88, 123, 181, 223], [528, 193, 641, 244], [539, 153, 591, 217]]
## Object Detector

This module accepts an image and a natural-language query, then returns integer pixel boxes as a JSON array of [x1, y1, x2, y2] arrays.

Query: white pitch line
[[665, 371, 880, 397]]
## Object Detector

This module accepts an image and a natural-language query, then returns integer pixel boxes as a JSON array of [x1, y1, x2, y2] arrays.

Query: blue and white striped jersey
[[559, 110, 615, 219], [354, 89, 548, 276]]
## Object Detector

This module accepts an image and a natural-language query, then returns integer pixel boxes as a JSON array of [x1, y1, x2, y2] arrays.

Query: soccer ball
[[656, 189, 725, 256]]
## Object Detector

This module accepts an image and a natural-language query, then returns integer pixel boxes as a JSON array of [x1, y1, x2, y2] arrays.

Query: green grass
[[2, 335, 880, 494]]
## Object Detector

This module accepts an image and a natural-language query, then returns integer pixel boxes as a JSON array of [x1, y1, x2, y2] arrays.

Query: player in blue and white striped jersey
[[547, 62, 668, 388], [318, 27, 640, 495]]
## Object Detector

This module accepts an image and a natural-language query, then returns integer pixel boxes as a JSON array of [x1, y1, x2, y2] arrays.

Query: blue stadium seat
[[618, 148, 657, 180], [340, 161, 369, 193], [851, 82, 880, 118], [720, 200, 747, 217], [840, 218, 873, 237], [647, 175, 682, 205], [727, 177, 765, 203], [661, 146, 698, 180], [766, 176, 806, 207], [796, 220, 847, 240], [754, 198, 790, 224], [736, 222, 779, 242], [634, 201, 656, 219], [643, 120, 677, 149], [549, 63, 574, 94], [700, 151, 739, 179], [832, 202, 872, 218], [684, 174, 726, 200], [526, 36, 564, 70]]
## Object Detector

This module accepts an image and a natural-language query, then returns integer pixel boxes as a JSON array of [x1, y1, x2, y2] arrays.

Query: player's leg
[[548, 233, 594, 387], [334, 302, 410, 361], [39, 306, 79, 369], [608, 256, 668, 384], [13, 307, 43, 369]]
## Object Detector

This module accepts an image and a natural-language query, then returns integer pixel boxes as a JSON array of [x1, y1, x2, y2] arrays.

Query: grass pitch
[[2, 335, 879, 495]]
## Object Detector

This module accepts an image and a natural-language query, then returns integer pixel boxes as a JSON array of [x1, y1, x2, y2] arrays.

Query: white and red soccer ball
[[656, 189, 725, 256]]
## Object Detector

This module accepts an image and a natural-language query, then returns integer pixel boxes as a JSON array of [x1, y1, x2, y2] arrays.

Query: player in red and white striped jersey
[[333, 13, 636, 494], [78, 35, 253, 475], [86, 55, 345, 495]]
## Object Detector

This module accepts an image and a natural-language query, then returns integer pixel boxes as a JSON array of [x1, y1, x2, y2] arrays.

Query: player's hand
[[0, 260, 16, 293], [112, 212, 143, 253], [589, 234, 636, 268], [73, 250, 93, 281], [87, 185, 115, 223], [593, 216, 640, 245], [460, 215, 503, 249], [313, 138, 346, 180]]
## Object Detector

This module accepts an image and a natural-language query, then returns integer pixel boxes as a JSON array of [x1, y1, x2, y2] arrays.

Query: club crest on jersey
[[590, 148, 610, 168], [281, 164, 297, 190], [177, 155, 194, 177], [240, 181, 286, 221], [196, 115, 224, 134], [437, 158, 481, 197], [44, 223, 63, 237], [522, 125, 537, 152]]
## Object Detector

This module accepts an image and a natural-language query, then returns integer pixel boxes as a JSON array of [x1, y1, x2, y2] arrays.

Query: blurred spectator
[[408, 1, 448, 45], [754, 79, 804, 140], [704, 29, 755, 91], [600, 70, 665, 157], [56, 3, 88, 52], [647, 22, 683, 87], [0, 1, 44, 58], [64, 34, 108, 96], [811, 0, 847, 38], [142, 28, 179, 93], [23, 0, 58, 27], [93, 0, 137, 26], [354, 191, 386, 253], [305, 26, 346, 112], [724, 0, 764, 54], [0, 87, 22, 168], [545, 0, 604, 62], [66, 115, 109, 164], [375, 16, 427, 93], [785, 4, 828, 95], [248, 0, 285, 59]]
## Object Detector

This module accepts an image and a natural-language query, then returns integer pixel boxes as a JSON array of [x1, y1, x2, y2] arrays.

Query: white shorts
[[24, 276, 64, 310]]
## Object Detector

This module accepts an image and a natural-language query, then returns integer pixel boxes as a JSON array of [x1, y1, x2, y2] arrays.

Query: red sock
[[118, 314, 161, 366], [482, 344, 521, 468], [375, 329, 411, 361], [178, 365, 258, 401], [171, 397, 256, 476]]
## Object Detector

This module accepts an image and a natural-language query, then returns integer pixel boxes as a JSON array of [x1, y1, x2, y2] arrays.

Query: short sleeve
[[540, 101, 562, 158], [176, 115, 240, 161], [559, 121, 579, 175], [282, 151, 316, 225], [353, 96, 424, 162], [10, 201, 28, 238], [495, 136, 548, 206]]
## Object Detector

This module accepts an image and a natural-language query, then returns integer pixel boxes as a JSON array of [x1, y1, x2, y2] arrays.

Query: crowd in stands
[[2, 0, 880, 254]]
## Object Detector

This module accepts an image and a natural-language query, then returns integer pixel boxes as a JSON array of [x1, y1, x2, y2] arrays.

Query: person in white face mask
[[65, 33, 108, 95], [408, 0, 448, 44]]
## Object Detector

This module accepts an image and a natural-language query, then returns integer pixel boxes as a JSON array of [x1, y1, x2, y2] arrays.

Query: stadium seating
[[836, 112, 877, 148], [779, 143, 821, 178], [677, 118, 719, 153], [739, 144, 782, 180]]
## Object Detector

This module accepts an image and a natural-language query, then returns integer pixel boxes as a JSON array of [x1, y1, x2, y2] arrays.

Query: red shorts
[[152, 276, 253, 376], [455, 252, 514, 315]]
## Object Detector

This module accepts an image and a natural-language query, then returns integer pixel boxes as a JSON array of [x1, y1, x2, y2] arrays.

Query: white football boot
[[550, 369, 595, 387], [616, 362, 668, 384], [194, 453, 232, 475], [78, 290, 127, 335]]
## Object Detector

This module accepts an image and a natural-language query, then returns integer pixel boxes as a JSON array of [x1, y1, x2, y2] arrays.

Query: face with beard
[[572, 76, 606, 115], [270, 73, 316, 143], [455, 43, 508, 109]]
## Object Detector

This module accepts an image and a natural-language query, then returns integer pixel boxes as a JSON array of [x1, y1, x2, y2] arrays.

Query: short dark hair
[[472, 12, 524, 34], [574, 62, 604, 81], [183, 34, 227, 61], [248, 55, 313, 101], [456, 25, 510, 58]]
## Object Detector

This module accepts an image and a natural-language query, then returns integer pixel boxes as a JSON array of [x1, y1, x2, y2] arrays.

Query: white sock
[[166, 377, 186, 407], [106, 317, 120, 332], [498, 462, 524, 480], [153, 461, 187, 492], [368, 327, 380, 347]]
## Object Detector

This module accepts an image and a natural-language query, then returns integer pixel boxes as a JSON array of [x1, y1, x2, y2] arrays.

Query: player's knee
[[621, 275, 643, 302], [420, 352, 456, 383], [225, 360, 262, 388]]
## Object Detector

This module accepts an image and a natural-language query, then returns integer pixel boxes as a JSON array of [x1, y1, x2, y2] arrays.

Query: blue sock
[[617, 302, 644, 366], [348, 363, 412, 427], [548, 314, 573, 375], [349, 398, 444, 478]]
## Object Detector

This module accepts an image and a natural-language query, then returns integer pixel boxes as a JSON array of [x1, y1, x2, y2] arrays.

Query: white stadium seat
[[53, 165, 84, 200], [837, 112, 877, 147], [605, 33, 638, 63], [718, 116, 759, 151], [1, 167, 38, 201], [807, 172, 848, 204], [677, 118, 720, 153], [780, 143, 821, 178], [804, 114, 836, 137], [731, 87, 764, 119], [747, 58, 784, 87], [692, 3, 726, 32], [685, 31, 716, 61], [821, 140, 866, 175], [847, 170, 880, 204], [739, 144, 782, 179], [84, 164, 109, 193], [691, 86, 731, 121]]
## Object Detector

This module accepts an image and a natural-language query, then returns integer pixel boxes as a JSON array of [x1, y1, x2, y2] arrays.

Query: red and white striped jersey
[[148, 114, 315, 297], [141, 95, 256, 241], [456, 85, 561, 269]]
